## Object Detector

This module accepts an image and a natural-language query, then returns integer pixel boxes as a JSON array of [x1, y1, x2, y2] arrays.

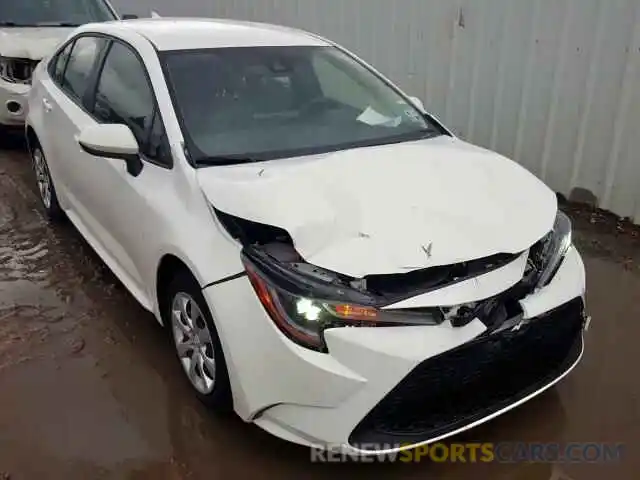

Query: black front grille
[[349, 298, 584, 446]]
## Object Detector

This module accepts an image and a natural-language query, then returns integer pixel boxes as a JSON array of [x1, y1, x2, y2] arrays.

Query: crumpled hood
[[198, 136, 558, 277], [0, 27, 73, 60]]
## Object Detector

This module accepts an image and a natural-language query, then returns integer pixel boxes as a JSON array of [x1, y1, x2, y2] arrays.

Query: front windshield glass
[[162, 46, 442, 164], [0, 0, 116, 27]]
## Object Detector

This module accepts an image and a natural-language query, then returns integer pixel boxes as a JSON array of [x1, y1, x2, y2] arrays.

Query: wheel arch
[[156, 253, 194, 326], [25, 124, 39, 152], [158, 253, 234, 410]]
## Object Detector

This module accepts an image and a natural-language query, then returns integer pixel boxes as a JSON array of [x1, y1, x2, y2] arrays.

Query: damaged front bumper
[[348, 297, 585, 449], [202, 244, 587, 453], [0, 79, 30, 126]]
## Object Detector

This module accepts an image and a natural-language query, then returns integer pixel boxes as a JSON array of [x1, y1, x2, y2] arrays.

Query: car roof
[[86, 18, 330, 51]]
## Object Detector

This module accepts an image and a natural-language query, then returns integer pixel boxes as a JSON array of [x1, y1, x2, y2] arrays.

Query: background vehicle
[[0, 0, 130, 132], [25, 19, 588, 454]]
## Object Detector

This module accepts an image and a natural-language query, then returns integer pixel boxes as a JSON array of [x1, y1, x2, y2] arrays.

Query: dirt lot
[[1, 137, 639, 479]]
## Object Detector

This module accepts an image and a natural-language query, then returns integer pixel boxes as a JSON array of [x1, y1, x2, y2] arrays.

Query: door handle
[[42, 98, 53, 112]]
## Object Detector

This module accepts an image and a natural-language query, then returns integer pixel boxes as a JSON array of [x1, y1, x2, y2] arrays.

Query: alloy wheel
[[32, 148, 52, 209], [171, 292, 217, 395]]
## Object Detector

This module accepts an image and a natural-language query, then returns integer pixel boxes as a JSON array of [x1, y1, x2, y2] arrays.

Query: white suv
[[26, 19, 588, 455], [0, 0, 120, 131]]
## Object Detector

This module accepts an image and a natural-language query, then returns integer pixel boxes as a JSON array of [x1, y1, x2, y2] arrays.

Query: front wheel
[[31, 144, 64, 221], [167, 271, 232, 410]]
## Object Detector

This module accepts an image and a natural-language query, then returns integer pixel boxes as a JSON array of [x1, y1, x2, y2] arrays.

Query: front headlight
[[0, 56, 14, 83], [243, 255, 443, 351], [536, 211, 572, 288], [0, 56, 35, 84]]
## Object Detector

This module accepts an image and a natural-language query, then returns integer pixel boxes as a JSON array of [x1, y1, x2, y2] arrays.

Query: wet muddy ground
[[1, 136, 639, 479]]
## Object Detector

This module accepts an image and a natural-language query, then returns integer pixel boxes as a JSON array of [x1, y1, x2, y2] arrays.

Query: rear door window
[[60, 36, 106, 103]]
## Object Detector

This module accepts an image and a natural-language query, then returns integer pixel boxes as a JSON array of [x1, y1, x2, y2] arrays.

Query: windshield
[[0, 0, 116, 26], [162, 46, 442, 164]]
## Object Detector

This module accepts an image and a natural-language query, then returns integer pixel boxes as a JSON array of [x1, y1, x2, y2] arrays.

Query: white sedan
[[26, 18, 587, 454]]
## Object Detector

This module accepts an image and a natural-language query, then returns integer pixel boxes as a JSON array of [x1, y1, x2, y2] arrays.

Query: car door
[[35, 39, 73, 179], [38, 35, 108, 209], [74, 39, 174, 306]]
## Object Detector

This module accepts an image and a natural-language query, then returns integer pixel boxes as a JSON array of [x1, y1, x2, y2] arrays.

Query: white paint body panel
[[113, 17, 326, 51], [25, 19, 587, 453], [0, 27, 74, 60], [77, 123, 139, 155]]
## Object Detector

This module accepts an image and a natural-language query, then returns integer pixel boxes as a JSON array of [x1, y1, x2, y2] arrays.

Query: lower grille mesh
[[349, 299, 584, 446]]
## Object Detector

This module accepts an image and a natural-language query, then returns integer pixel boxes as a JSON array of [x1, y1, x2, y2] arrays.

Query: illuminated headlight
[[243, 256, 443, 351], [536, 211, 572, 288]]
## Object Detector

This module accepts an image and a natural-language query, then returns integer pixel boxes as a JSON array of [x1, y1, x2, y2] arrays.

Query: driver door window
[[92, 40, 171, 166]]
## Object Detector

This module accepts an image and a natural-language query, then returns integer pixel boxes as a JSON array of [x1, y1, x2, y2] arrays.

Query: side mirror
[[408, 96, 425, 112], [78, 124, 143, 176], [122, 14, 139, 20]]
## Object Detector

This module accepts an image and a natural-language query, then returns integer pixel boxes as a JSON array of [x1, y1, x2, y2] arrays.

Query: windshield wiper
[[376, 128, 442, 144], [192, 128, 444, 167], [195, 156, 264, 166], [35, 21, 82, 27], [0, 21, 81, 27]]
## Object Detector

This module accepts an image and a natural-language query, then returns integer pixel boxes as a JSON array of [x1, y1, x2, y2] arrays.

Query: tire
[[166, 270, 232, 411], [30, 143, 64, 222]]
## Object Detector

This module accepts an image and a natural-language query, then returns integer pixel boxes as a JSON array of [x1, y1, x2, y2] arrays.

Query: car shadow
[[0, 128, 27, 151]]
